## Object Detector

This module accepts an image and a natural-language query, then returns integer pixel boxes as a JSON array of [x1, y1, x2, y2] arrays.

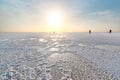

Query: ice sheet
[[0, 32, 120, 80]]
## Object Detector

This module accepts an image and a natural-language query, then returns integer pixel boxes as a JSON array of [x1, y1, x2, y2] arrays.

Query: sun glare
[[48, 11, 62, 26]]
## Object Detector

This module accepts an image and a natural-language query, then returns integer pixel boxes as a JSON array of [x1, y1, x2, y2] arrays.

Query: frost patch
[[78, 43, 87, 47], [49, 48, 59, 52], [38, 39, 47, 43]]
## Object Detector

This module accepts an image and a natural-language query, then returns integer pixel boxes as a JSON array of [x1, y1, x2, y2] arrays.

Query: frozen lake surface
[[0, 32, 120, 80]]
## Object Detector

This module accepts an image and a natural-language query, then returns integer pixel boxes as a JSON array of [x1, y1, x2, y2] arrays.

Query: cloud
[[89, 10, 113, 16]]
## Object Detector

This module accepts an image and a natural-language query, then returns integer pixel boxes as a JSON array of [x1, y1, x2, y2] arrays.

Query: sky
[[0, 0, 120, 32]]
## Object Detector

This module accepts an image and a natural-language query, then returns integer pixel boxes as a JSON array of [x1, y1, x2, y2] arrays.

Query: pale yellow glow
[[47, 11, 63, 32], [48, 11, 62, 25]]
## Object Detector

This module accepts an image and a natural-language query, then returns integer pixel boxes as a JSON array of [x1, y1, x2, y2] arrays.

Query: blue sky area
[[0, 0, 120, 32]]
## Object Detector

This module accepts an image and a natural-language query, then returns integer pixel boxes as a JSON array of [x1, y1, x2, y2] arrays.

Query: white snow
[[0, 32, 120, 80]]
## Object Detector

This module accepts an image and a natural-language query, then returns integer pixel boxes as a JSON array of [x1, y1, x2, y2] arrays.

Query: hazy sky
[[0, 0, 120, 32]]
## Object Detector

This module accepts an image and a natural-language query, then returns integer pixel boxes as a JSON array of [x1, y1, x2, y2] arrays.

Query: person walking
[[89, 30, 91, 34], [109, 29, 112, 33]]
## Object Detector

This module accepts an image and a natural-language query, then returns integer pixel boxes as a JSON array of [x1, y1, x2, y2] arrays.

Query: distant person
[[89, 30, 91, 34], [53, 31, 55, 34], [109, 29, 112, 33]]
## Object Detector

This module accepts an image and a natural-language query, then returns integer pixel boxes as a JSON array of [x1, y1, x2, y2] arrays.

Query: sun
[[48, 11, 62, 26]]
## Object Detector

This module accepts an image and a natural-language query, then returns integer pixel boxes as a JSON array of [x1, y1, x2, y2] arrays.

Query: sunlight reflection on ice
[[51, 39, 57, 41], [49, 48, 59, 52], [29, 38, 36, 40], [20, 39, 27, 41], [38, 38, 47, 43], [78, 43, 87, 47]]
